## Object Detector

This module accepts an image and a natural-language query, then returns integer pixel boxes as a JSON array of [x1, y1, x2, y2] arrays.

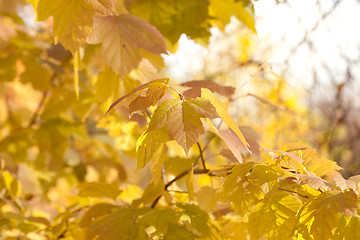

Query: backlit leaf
[[201, 88, 249, 150], [218, 128, 246, 163], [209, 0, 256, 32], [181, 80, 235, 99], [148, 98, 219, 154], [302, 190, 358, 240], [89, 14, 166, 77], [131, 0, 210, 43], [136, 127, 168, 169], [106, 78, 169, 114]]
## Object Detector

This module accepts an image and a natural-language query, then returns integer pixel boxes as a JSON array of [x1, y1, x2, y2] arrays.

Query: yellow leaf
[[209, 0, 256, 32], [2, 171, 21, 198], [95, 67, 120, 102], [196, 186, 217, 212], [136, 127, 168, 169], [89, 14, 166, 77], [106, 78, 169, 114], [131, 0, 210, 43], [148, 98, 219, 154], [201, 88, 249, 149], [77, 182, 122, 200], [302, 190, 358, 240], [37, 0, 114, 53]]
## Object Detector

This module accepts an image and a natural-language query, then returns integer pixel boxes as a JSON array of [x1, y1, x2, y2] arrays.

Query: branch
[[197, 142, 207, 170], [27, 90, 50, 128]]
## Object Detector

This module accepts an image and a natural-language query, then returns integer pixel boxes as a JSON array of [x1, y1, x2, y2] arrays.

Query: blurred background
[[163, 0, 360, 177], [1, 0, 360, 181]]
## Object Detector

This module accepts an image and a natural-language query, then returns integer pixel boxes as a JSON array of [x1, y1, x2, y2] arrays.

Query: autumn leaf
[[37, 0, 114, 53], [209, 0, 256, 32], [131, 0, 210, 43], [302, 190, 358, 240], [106, 78, 169, 114], [181, 80, 235, 99], [136, 127, 168, 170], [201, 88, 249, 150], [295, 173, 332, 190], [148, 98, 219, 154], [89, 14, 166, 77], [218, 129, 246, 163], [86, 208, 149, 240], [77, 182, 122, 200]]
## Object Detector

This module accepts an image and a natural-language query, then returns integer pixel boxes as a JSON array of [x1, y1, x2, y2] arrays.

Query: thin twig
[[27, 90, 50, 128], [151, 132, 219, 208], [197, 142, 207, 170]]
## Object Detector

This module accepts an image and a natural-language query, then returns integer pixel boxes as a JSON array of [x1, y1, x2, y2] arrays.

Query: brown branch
[[151, 132, 220, 208], [197, 142, 207, 170]]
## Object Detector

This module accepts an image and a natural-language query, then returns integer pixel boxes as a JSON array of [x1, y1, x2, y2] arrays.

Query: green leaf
[[148, 98, 219, 154], [37, 0, 114, 53], [201, 88, 249, 150], [77, 182, 122, 200], [89, 14, 166, 77]]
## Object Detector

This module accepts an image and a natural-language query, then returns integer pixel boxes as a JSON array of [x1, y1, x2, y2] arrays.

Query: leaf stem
[[168, 86, 185, 100]]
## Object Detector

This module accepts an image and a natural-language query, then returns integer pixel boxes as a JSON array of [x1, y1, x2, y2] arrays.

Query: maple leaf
[[302, 190, 358, 240], [106, 78, 169, 114], [37, 0, 114, 53], [89, 14, 166, 77], [148, 98, 219, 154]]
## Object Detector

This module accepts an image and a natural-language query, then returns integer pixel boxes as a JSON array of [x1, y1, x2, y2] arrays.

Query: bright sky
[[163, 0, 360, 105]]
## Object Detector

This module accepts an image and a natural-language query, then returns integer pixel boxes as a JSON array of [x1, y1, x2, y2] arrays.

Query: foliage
[[0, 0, 359, 240]]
